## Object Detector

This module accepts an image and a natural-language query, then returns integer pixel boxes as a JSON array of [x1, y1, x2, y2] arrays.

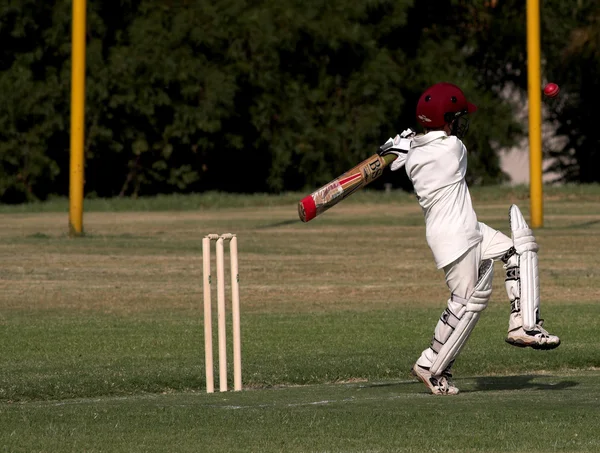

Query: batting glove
[[378, 128, 415, 171]]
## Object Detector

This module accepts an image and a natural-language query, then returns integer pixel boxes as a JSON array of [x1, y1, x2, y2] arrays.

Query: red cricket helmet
[[416, 82, 477, 129]]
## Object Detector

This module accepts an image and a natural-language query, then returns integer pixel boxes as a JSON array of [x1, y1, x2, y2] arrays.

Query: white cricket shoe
[[506, 320, 561, 350], [411, 364, 459, 395]]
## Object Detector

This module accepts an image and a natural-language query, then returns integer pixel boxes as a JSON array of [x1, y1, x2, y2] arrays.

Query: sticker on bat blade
[[312, 180, 344, 208], [363, 158, 384, 182], [337, 172, 362, 190]]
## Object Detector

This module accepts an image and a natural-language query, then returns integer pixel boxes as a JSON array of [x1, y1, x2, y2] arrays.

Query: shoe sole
[[505, 338, 561, 350]]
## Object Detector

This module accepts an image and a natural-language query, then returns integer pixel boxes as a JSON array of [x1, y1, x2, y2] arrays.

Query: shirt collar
[[411, 130, 448, 147]]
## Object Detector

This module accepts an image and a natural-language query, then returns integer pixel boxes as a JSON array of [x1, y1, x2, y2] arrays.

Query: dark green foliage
[[458, 0, 600, 184], [0, 0, 71, 202], [543, 1, 600, 183], [0, 0, 598, 202]]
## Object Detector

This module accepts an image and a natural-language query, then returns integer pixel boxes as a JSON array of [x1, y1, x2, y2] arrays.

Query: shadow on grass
[[255, 219, 299, 229], [362, 380, 417, 390], [545, 219, 600, 230], [469, 375, 579, 392], [567, 219, 600, 229], [363, 374, 579, 393], [359, 375, 579, 395]]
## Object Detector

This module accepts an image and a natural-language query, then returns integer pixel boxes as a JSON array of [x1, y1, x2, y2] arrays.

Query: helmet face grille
[[451, 115, 470, 139], [443, 109, 467, 124]]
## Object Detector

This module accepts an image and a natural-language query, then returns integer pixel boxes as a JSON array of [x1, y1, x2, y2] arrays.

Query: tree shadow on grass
[[468, 375, 579, 393]]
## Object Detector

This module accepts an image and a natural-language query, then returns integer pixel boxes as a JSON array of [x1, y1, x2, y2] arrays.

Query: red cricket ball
[[543, 83, 560, 98]]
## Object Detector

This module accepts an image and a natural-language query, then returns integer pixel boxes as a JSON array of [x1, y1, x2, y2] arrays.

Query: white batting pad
[[509, 204, 540, 331], [429, 259, 494, 375]]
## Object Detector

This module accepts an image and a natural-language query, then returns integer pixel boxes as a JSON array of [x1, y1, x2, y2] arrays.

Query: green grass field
[[1, 187, 600, 452]]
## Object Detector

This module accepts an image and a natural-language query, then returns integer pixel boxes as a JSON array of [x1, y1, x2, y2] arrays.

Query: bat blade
[[298, 152, 396, 222]]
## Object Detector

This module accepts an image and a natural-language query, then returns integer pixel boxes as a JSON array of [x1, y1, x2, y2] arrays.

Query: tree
[[0, 0, 71, 202], [545, 2, 600, 183], [12, 0, 590, 202], [454, 0, 600, 184]]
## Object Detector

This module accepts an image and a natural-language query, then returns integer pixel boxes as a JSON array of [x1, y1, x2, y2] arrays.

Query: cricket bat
[[298, 152, 397, 222]]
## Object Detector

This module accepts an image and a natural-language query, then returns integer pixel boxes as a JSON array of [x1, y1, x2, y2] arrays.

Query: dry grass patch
[[1, 199, 599, 317]]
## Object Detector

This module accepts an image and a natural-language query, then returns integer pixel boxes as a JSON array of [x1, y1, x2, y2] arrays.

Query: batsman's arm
[[297, 152, 397, 222]]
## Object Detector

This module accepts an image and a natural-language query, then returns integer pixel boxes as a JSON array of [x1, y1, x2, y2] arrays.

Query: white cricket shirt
[[405, 131, 482, 268]]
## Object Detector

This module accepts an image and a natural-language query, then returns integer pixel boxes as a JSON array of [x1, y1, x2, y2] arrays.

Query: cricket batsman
[[380, 82, 560, 395]]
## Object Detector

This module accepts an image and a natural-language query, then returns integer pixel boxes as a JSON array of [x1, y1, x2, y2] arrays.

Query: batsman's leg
[[413, 258, 494, 395], [503, 204, 560, 350]]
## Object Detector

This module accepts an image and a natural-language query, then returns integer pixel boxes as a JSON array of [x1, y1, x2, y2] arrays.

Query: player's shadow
[[356, 375, 578, 394], [469, 375, 579, 392]]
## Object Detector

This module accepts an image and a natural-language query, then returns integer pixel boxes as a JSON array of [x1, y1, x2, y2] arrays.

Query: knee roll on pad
[[507, 204, 540, 330], [429, 259, 494, 375]]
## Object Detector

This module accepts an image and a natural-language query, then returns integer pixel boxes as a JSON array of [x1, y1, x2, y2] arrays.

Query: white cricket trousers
[[416, 222, 513, 370], [443, 222, 513, 300]]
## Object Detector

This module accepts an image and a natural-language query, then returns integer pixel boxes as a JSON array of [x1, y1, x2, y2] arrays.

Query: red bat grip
[[298, 195, 317, 222]]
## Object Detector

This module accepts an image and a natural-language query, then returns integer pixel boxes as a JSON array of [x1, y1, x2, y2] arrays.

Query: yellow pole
[[527, 0, 543, 228], [69, 0, 86, 237]]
